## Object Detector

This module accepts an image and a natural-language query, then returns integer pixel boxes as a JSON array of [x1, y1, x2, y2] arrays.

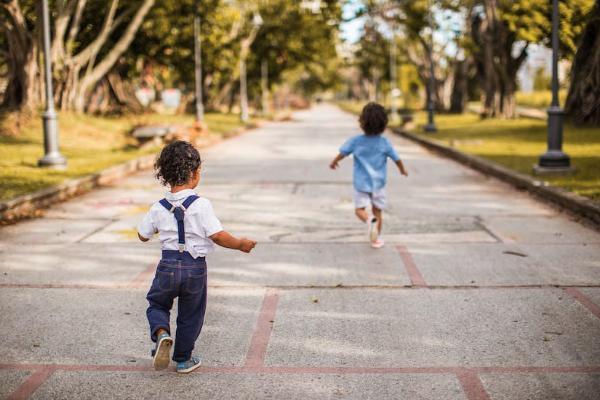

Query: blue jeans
[[146, 251, 207, 362]]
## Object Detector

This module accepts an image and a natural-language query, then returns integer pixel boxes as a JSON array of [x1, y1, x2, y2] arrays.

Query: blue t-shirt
[[340, 134, 400, 193]]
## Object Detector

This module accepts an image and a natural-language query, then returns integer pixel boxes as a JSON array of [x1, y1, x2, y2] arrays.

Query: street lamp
[[38, 0, 66, 168], [261, 60, 269, 116], [240, 12, 263, 123], [534, 0, 571, 173], [424, 0, 437, 133], [193, 4, 204, 124], [389, 32, 400, 124]]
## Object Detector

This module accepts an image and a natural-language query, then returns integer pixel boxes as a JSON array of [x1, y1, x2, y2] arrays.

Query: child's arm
[[210, 231, 257, 253], [329, 153, 346, 170], [138, 209, 156, 242], [395, 159, 408, 177]]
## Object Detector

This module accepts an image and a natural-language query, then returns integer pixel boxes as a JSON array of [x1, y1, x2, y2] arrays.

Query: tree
[[469, 0, 593, 118], [565, 0, 600, 125], [354, 0, 461, 111], [1, 1, 40, 113], [1, 0, 155, 113], [127, 0, 342, 111], [248, 0, 342, 100], [353, 21, 391, 100]]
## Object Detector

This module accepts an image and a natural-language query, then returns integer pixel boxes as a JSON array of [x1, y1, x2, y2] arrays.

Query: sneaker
[[177, 356, 202, 374], [369, 218, 379, 243], [371, 238, 385, 249], [152, 332, 173, 371]]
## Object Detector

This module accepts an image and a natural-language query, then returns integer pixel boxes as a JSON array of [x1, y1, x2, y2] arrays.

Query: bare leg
[[372, 206, 383, 234], [355, 207, 369, 223]]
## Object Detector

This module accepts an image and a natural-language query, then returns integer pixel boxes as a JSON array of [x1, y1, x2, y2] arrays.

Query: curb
[[0, 119, 269, 224], [0, 154, 156, 223], [392, 128, 600, 227]]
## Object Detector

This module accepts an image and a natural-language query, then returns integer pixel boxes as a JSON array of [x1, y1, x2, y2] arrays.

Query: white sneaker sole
[[177, 360, 202, 374], [153, 336, 173, 371], [371, 240, 385, 249]]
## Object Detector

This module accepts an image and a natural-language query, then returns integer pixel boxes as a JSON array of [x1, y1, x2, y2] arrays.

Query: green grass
[[515, 90, 567, 110], [337, 100, 600, 201], [0, 111, 248, 201], [411, 112, 600, 200]]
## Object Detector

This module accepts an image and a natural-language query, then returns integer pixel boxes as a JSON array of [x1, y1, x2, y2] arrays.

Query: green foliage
[[127, 0, 242, 100], [125, 0, 342, 103], [248, 0, 343, 97], [355, 22, 390, 82], [500, 0, 595, 57]]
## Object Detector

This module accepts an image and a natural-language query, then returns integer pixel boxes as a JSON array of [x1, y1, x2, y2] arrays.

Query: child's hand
[[239, 238, 257, 253], [329, 160, 339, 170], [401, 170, 408, 177]]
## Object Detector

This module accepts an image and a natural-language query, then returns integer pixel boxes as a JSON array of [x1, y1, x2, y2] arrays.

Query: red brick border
[[396, 245, 427, 287], [244, 289, 279, 368], [564, 287, 600, 319], [3, 282, 600, 399]]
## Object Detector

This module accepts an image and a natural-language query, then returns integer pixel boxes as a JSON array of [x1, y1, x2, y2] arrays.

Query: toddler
[[330, 102, 408, 248], [138, 140, 256, 373]]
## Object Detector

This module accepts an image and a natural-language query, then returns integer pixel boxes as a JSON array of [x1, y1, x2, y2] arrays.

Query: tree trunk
[[565, 0, 600, 126], [211, 16, 261, 109], [471, 1, 527, 119], [1, 0, 40, 113], [72, 0, 154, 112], [449, 59, 470, 113], [1, 0, 154, 114]]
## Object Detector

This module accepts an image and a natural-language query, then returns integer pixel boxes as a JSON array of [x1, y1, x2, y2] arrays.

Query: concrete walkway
[[1, 104, 599, 399]]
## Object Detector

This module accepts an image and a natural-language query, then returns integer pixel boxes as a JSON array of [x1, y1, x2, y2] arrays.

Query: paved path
[[1, 105, 599, 399]]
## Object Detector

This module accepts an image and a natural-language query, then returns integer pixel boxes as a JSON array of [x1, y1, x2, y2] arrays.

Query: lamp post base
[[38, 153, 67, 169], [533, 164, 575, 175], [38, 111, 67, 169], [424, 123, 437, 133], [533, 150, 573, 175]]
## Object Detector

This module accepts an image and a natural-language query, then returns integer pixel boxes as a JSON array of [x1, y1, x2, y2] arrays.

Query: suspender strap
[[158, 195, 200, 254]]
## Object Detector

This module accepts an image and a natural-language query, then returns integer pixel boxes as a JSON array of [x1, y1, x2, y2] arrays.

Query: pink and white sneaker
[[371, 238, 385, 249]]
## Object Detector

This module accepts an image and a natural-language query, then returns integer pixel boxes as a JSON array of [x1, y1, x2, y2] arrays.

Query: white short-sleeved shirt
[[138, 189, 223, 258]]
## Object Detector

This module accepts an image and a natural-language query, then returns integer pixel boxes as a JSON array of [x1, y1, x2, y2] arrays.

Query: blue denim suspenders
[[158, 195, 199, 255]]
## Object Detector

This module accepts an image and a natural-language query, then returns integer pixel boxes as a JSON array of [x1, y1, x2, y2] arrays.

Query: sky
[[340, 0, 365, 43]]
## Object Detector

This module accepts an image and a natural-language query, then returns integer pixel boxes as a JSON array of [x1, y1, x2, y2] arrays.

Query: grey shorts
[[353, 188, 386, 210]]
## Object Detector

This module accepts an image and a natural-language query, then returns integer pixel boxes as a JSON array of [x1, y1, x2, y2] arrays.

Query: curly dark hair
[[359, 102, 388, 136], [154, 140, 202, 186]]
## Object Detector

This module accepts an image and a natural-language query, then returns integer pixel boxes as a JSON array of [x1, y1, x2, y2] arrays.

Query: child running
[[138, 140, 256, 373], [330, 102, 408, 248]]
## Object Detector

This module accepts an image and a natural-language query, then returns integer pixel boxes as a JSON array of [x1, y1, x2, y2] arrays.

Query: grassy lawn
[[337, 101, 600, 201], [0, 112, 249, 201], [515, 90, 567, 110]]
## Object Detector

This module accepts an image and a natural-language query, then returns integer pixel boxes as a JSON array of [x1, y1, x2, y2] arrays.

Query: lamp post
[[38, 0, 66, 168], [424, 0, 437, 133], [193, 8, 204, 124], [389, 32, 400, 124], [241, 12, 263, 123], [534, 0, 571, 173]]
